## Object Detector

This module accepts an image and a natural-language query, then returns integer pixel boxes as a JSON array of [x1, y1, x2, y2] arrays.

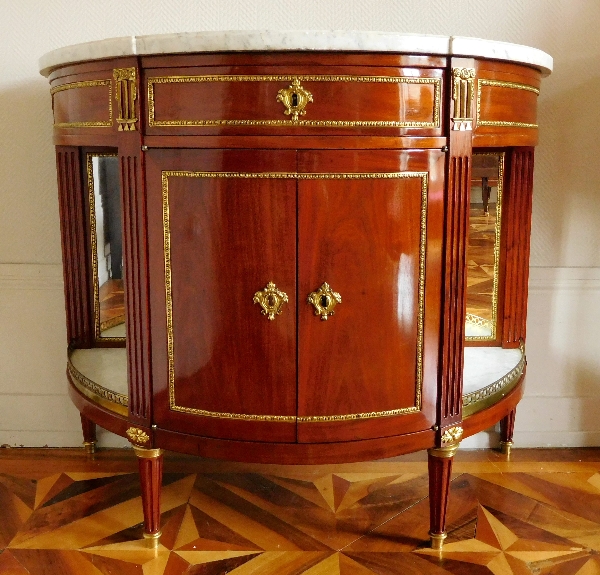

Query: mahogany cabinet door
[[146, 149, 297, 442], [297, 150, 445, 442]]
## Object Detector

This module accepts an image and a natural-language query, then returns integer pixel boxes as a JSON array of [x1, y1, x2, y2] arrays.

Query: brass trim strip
[[171, 405, 296, 422], [297, 406, 419, 423], [492, 153, 504, 340], [86, 153, 126, 344], [465, 313, 493, 330], [162, 170, 428, 422], [466, 153, 504, 342], [67, 358, 129, 416], [133, 447, 163, 459], [476, 79, 539, 128], [148, 74, 441, 128], [428, 445, 460, 459], [462, 348, 526, 416], [51, 80, 113, 128], [100, 315, 126, 332]]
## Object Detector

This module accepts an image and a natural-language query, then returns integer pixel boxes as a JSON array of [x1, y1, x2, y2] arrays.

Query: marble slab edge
[[39, 31, 552, 77], [451, 36, 552, 76]]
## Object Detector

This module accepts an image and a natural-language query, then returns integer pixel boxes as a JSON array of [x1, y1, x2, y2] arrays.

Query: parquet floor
[[466, 205, 497, 322], [2, 448, 600, 574], [98, 279, 125, 331]]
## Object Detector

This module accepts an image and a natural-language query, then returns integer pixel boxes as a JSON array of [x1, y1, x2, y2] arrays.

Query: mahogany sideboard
[[39, 31, 552, 550]]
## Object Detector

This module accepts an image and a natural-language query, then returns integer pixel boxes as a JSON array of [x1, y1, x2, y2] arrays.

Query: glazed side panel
[[297, 149, 444, 442], [147, 149, 297, 442]]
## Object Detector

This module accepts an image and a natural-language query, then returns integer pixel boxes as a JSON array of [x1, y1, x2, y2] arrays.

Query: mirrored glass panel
[[87, 153, 125, 341], [465, 153, 504, 341]]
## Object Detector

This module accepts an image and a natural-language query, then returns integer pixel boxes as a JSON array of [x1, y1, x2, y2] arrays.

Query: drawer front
[[477, 79, 539, 128], [473, 61, 542, 147], [49, 58, 139, 143], [145, 66, 444, 136], [51, 73, 113, 130]]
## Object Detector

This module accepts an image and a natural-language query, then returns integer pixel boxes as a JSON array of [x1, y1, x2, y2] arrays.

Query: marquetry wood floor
[[2, 449, 600, 574], [467, 204, 497, 322], [99, 279, 125, 331]]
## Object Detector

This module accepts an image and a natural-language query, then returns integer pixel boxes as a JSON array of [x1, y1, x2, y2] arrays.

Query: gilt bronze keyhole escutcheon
[[276, 78, 313, 121], [253, 282, 288, 321], [307, 282, 342, 320]]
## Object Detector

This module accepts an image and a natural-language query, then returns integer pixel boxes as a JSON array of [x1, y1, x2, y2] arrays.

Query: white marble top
[[39, 31, 552, 77], [70, 347, 128, 397], [463, 347, 523, 396]]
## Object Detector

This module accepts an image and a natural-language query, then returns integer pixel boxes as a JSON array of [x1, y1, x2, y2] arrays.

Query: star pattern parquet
[[2, 449, 600, 574]]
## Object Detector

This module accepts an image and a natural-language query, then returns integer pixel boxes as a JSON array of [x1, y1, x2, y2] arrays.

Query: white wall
[[0, 0, 598, 449]]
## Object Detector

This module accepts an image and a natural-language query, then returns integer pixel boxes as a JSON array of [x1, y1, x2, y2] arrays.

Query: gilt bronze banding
[[428, 444, 460, 459], [132, 446, 163, 459], [67, 358, 128, 416]]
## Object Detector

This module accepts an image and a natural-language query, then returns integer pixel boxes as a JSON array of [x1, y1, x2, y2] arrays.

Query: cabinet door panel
[[147, 149, 297, 442], [297, 150, 444, 442]]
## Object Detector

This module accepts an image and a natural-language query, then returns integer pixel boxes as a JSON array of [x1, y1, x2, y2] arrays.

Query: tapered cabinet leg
[[428, 444, 459, 550], [133, 446, 163, 548], [500, 408, 516, 456], [80, 414, 97, 454]]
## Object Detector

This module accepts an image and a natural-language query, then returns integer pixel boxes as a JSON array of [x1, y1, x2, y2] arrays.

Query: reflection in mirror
[[465, 153, 503, 341], [87, 154, 125, 341]]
